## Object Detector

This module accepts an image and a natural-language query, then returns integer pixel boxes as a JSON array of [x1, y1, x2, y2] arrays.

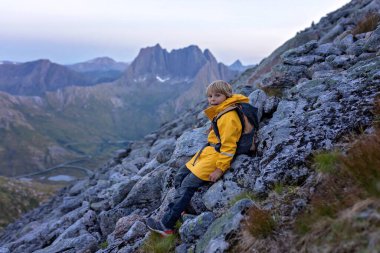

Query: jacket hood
[[204, 94, 249, 120]]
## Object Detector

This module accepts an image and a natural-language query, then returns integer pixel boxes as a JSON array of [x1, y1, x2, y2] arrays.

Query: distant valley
[[0, 44, 245, 178]]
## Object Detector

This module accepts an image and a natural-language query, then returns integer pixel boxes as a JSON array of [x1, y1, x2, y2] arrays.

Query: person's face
[[207, 92, 227, 106]]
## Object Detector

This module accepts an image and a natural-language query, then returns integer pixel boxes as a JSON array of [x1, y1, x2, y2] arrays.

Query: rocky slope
[[0, 0, 379, 252]]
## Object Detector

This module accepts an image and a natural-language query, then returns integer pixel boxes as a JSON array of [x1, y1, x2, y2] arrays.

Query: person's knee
[[181, 173, 205, 189], [173, 165, 189, 189]]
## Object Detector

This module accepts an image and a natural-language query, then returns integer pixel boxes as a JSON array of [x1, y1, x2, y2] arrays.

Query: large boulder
[[179, 212, 216, 243], [195, 199, 255, 253]]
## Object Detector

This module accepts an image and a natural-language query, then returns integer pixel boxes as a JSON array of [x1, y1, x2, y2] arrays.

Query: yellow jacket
[[186, 94, 249, 181]]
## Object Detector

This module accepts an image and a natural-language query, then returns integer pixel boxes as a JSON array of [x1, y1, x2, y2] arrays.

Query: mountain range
[[0, 45, 243, 177]]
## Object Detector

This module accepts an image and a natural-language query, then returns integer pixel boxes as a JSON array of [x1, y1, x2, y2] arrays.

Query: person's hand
[[209, 168, 223, 182]]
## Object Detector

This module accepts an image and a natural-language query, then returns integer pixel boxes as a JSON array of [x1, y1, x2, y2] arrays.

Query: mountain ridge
[[0, 59, 91, 96], [0, 45, 238, 177]]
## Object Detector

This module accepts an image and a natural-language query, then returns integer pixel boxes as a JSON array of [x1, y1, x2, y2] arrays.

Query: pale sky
[[0, 0, 351, 65]]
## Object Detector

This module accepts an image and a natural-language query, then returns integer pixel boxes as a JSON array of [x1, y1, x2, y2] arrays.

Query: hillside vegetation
[[0, 177, 59, 230]]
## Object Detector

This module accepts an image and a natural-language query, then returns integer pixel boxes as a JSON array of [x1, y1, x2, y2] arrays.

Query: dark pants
[[161, 165, 207, 229]]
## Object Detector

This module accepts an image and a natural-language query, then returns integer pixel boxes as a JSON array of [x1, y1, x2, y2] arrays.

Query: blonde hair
[[206, 80, 232, 98]]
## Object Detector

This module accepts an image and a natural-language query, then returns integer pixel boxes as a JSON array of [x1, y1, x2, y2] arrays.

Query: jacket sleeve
[[216, 111, 242, 172]]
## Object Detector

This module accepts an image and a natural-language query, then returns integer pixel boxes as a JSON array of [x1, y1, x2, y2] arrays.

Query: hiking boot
[[146, 218, 174, 237]]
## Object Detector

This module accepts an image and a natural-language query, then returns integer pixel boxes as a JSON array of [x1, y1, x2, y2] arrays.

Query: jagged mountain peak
[[230, 59, 243, 67], [125, 44, 219, 80], [228, 59, 252, 72], [203, 48, 217, 63]]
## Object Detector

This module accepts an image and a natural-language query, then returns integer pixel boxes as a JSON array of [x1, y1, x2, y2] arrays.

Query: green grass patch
[[139, 232, 177, 253], [273, 182, 285, 195], [230, 191, 257, 206], [313, 150, 340, 174], [99, 241, 108, 249]]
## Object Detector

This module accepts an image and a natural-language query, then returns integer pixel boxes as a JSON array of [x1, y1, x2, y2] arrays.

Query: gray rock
[[195, 199, 255, 253], [99, 208, 132, 236], [84, 180, 112, 203], [33, 233, 98, 253], [172, 126, 208, 158], [346, 39, 366, 56], [149, 137, 176, 159], [329, 55, 356, 68], [58, 196, 83, 213], [138, 158, 160, 176], [90, 200, 110, 212], [179, 212, 216, 243], [357, 52, 377, 62], [313, 43, 342, 56], [294, 79, 328, 99], [228, 155, 260, 190], [128, 145, 150, 160], [364, 26, 380, 52], [310, 61, 334, 73], [118, 166, 167, 211], [51, 210, 96, 245], [204, 237, 229, 253], [312, 70, 338, 79], [248, 89, 267, 121], [0, 247, 10, 253], [347, 56, 380, 80], [122, 221, 147, 242], [175, 244, 189, 253], [335, 33, 354, 51], [202, 180, 244, 212], [283, 55, 324, 66], [113, 214, 142, 239], [156, 148, 175, 164], [281, 40, 318, 59], [320, 24, 344, 44], [290, 199, 307, 217], [262, 64, 308, 88], [263, 96, 280, 115], [68, 180, 88, 196], [97, 176, 140, 208]]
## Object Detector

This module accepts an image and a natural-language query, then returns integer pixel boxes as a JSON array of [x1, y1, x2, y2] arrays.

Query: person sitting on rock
[[147, 80, 249, 236]]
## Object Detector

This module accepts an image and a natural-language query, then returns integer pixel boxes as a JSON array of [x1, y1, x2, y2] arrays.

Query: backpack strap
[[211, 105, 242, 153], [193, 105, 243, 165]]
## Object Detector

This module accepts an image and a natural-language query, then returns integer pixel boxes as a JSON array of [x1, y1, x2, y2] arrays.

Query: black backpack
[[211, 103, 259, 156]]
